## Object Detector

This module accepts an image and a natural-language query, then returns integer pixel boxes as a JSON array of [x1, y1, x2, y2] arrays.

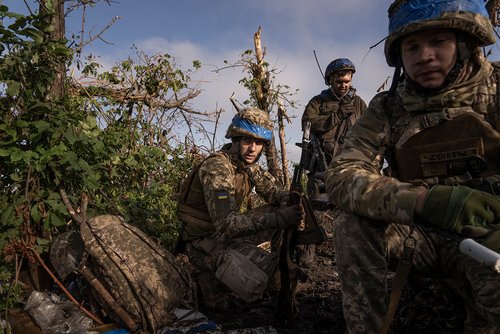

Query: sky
[[5, 0, 500, 165]]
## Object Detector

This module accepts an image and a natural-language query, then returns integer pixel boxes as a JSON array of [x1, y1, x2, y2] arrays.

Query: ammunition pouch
[[215, 249, 268, 303], [396, 112, 500, 182]]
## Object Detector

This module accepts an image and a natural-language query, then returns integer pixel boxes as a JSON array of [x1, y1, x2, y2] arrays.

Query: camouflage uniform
[[302, 86, 367, 165], [177, 109, 287, 304], [325, 1, 500, 333], [302, 60, 366, 200]]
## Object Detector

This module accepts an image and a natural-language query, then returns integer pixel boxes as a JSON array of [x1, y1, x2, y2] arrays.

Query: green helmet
[[385, 0, 496, 67], [225, 108, 273, 142]]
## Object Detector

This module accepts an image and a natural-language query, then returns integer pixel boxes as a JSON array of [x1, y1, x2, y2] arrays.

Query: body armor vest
[[395, 112, 500, 183], [319, 89, 360, 162], [177, 152, 253, 240], [387, 62, 500, 186]]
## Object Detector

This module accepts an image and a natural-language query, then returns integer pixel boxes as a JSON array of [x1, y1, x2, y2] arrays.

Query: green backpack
[[80, 215, 192, 333]]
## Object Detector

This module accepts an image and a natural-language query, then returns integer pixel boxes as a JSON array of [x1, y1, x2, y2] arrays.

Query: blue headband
[[389, 0, 489, 34], [232, 117, 273, 141]]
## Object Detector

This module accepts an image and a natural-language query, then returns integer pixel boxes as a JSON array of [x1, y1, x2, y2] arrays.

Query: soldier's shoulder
[[307, 91, 329, 104], [365, 91, 392, 109], [200, 151, 231, 169]]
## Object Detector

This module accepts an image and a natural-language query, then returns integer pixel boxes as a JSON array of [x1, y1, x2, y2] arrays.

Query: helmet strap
[[439, 33, 472, 88], [388, 66, 402, 97], [330, 87, 350, 100]]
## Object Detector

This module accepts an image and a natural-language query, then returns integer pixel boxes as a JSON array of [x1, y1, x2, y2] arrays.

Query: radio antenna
[[313, 50, 325, 81]]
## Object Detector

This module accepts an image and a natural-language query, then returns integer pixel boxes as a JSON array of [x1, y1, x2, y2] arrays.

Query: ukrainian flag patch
[[216, 191, 229, 200]]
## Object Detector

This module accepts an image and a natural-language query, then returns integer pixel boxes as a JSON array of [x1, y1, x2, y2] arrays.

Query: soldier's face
[[401, 29, 457, 89], [239, 136, 265, 164], [330, 72, 352, 96]]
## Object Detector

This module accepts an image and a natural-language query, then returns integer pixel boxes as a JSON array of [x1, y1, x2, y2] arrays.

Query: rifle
[[297, 130, 333, 211], [308, 132, 328, 176], [276, 121, 327, 326]]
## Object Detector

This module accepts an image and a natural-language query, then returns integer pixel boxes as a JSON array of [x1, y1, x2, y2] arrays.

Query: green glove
[[421, 185, 500, 237]]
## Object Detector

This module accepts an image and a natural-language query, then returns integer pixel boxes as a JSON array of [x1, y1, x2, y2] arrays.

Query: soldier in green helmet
[[176, 108, 304, 309], [326, 0, 500, 332]]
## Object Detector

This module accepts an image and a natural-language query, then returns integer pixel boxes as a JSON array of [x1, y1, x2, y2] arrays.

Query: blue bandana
[[232, 117, 273, 141]]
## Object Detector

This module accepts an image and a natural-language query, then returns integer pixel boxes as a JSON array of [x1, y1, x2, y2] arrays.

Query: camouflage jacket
[[179, 143, 285, 242], [325, 59, 499, 225], [302, 87, 367, 162]]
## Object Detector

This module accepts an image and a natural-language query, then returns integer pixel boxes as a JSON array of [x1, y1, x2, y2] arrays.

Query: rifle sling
[[379, 228, 416, 334], [277, 228, 299, 326]]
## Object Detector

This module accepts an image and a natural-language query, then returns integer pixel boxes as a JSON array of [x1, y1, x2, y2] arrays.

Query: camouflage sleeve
[[198, 155, 276, 241], [250, 164, 287, 204], [302, 95, 334, 133], [325, 93, 426, 225]]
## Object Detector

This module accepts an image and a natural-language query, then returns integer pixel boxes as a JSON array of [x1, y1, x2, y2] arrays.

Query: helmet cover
[[324, 58, 356, 85], [385, 0, 495, 66], [225, 108, 273, 142]]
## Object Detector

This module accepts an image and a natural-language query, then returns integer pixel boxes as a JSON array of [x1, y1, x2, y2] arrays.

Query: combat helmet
[[225, 108, 273, 143], [385, 0, 496, 67], [324, 58, 356, 85]]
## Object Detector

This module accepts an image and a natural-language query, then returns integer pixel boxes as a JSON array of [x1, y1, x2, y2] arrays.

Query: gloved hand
[[421, 185, 500, 237], [275, 190, 290, 205], [274, 204, 304, 229], [482, 225, 500, 253]]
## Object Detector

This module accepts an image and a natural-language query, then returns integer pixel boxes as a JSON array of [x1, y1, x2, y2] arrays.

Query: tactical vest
[[318, 89, 362, 161], [385, 62, 500, 185], [177, 152, 252, 241]]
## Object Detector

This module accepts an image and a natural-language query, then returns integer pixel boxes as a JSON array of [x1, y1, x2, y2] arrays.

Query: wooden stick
[[30, 248, 104, 326]]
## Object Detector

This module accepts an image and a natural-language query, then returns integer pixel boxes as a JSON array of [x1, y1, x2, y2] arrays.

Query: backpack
[[80, 215, 192, 333]]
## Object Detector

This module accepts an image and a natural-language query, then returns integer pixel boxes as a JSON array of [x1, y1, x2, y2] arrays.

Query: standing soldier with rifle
[[326, 0, 500, 333], [300, 58, 367, 267], [302, 58, 367, 200]]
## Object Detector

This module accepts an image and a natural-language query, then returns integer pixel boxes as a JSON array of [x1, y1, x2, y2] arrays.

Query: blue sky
[[5, 0, 500, 164]]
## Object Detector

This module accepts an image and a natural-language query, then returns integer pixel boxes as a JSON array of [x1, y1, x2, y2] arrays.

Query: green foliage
[[0, 2, 205, 285], [0, 5, 76, 256], [233, 49, 299, 113], [0, 266, 25, 312]]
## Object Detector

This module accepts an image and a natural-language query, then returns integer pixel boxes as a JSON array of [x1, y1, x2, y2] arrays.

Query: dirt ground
[[200, 209, 466, 334], [3, 209, 467, 334]]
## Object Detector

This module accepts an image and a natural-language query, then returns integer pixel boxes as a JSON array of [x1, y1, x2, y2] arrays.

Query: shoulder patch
[[213, 189, 234, 221], [216, 191, 229, 200]]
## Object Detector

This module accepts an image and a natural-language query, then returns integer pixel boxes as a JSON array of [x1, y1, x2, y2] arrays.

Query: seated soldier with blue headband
[[176, 108, 304, 310]]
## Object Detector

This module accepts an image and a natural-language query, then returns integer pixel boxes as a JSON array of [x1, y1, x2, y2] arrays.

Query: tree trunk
[[40, 0, 66, 99], [278, 100, 290, 188], [253, 27, 285, 184]]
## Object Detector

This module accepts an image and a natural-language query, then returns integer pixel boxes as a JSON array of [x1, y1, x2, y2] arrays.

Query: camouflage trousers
[[186, 227, 280, 301], [333, 211, 500, 334]]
